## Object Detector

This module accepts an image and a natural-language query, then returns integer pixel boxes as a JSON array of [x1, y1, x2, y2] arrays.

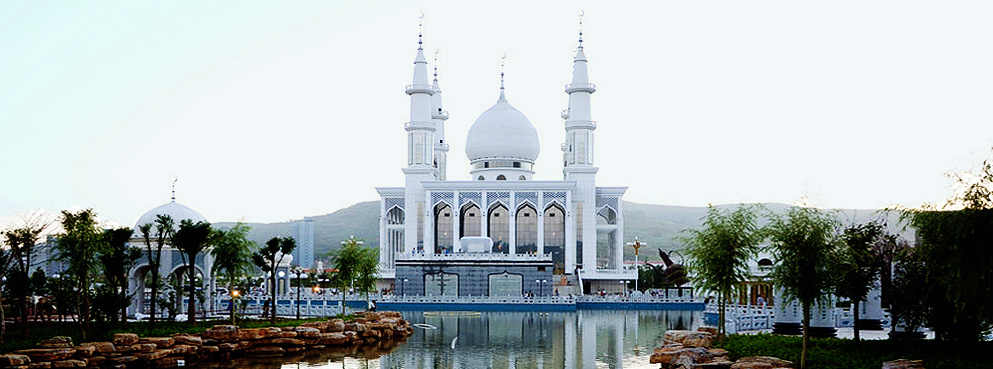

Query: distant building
[[376, 26, 632, 296], [291, 217, 315, 269]]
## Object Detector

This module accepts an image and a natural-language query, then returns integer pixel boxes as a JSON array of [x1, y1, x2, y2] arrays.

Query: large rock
[[278, 331, 299, 338], [86, 342, 116, 354], [28, 362, 52, 369], [39, 337, 74, 349], [172, 335, 203, 346], [136, 349, 172, 361], [51, 359, 86, 368], [112, 333, 139, 346], [131, 344, 158, 353], [71, 345, 95, 358], [246, 346, 285, 357], [138, 337, 174, 348], [294, 327, 321, 338], [0, 354, 31, 366], [155, 357, 188, 368], [320, 333, 348, 346], [199, 345, 220, 355], [204, 325, 240, 341], [328, 319, 345, 333], [258, 338, 305, 347], [172, 344, 199, 355], [732, 356, 794, 369], [882, 359, 925, 369], [14, 349, 76, 362], [85, 356, 106, 366]]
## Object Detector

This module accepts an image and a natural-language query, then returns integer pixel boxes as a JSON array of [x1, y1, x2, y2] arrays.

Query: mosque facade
[[376, 29, 634, 296]]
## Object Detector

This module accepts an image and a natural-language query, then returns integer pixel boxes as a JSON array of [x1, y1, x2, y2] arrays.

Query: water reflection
[[376, 310, 701, 369]]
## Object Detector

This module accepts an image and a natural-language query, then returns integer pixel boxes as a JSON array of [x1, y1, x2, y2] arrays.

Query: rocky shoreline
[[0, 311, 412, 369]]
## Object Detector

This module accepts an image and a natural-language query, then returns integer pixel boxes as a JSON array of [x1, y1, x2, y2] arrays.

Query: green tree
[[138, 214, 174, 329], [210, 223, 255, 325], [99, 227, 142, 325], [56, 209, 105, 340], [766, 206, 839, 369], [683, 205, 765, 338], [171, 219, 214, 326], [329, 237, 377, 319], [252, 236, 296, 325], [1, 212, 51, 338], [833, 221, 885, 342]]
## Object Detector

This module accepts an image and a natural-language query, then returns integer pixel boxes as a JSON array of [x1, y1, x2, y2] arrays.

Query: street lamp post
[[626, 237, 645, 292], [402, 278, 409, 297], [230, 290, 240, 325]]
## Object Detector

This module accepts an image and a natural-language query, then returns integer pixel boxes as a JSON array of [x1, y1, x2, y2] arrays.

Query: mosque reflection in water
[[378, 310, 701, 369]]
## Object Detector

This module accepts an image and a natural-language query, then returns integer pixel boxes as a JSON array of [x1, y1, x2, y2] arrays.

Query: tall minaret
[[431, 51, 450, 181], [562, 16, 599, 273], [403, 19, 438, 253]]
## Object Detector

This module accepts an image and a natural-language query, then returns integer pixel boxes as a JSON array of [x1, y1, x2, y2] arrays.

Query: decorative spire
[[433, 49, 439, 82], [418, 12, 424, 50], [499, 53, 507, 101], [578, 10, 584, 48], [170, 175, 177, 201]]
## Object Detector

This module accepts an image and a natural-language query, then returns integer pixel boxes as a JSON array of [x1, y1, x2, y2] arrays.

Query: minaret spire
[[499, 53, 507, 101], [578, 9, 584, 49], [431, 48, 450, 180], [170, 175, 177, 201]]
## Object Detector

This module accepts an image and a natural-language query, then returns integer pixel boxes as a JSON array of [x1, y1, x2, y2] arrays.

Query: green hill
[[216, 201, 908, 265]]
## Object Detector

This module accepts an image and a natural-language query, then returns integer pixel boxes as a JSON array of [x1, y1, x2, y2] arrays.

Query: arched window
[[460, 204, 481, 238], [434, 203, 453, 254], [497, 175, 506, 180], [544, 203, 566, 273], [477, 175, 485, 181], [488, 204, 510, 253], [519, 175, 526, 180], [516, 204, 537, 254]]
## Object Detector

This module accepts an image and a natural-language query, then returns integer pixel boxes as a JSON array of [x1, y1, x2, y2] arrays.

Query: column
[[424, 191, 434, 253], [614, 198, 624, 271], [565, 191, 575, 273], [452, 191, 461, 252], [509, 191, 517, 254], [481, 192, 489, 239], [537, 192, 545, 255], [379, 199, 388, 266]]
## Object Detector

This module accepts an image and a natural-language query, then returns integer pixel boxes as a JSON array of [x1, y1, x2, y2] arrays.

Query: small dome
[[132, 201, 207, 234], [465, 96, 540, 162]]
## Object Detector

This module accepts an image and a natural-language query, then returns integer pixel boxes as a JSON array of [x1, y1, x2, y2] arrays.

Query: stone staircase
[[553, 274, 583, 296]]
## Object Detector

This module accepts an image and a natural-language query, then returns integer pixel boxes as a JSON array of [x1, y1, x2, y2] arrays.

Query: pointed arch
[[597, 206, 618, 225], [543, 203, 566, 273], [488, 203, 510, 253], [460, 203, 482, 238], [516, 203, 538, 253], [434, 203, 454, 254], [386, 205, 404, 225]]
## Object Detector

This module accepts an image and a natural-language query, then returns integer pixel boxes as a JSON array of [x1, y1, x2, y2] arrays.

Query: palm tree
[[138, 214, 174, 329], [99, 227, 142, 326], [171, 219, 214, 326], [252, 236, 296, 325]]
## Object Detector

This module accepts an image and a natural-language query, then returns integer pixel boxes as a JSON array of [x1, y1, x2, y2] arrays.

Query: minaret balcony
[[405, 121, 436, 131], [565, 83, 596, 93], [565, 120, 597, 130], [406, 84, 435, 95], [432, 110, 449, 120]]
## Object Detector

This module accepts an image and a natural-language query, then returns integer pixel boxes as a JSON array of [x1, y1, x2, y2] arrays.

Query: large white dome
[[465, 96, 540, 162], [132, 201, 207, 234]]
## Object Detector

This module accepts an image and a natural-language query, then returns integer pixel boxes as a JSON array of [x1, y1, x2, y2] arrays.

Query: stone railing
[[380, 295, 575, 304], [396, 251, 552, 262]]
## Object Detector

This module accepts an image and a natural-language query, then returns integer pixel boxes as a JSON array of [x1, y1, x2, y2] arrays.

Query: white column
[[424, 191, 434, 253], [452, 191, 461, 252], [481, 192, 489, 239], [565, 190, 575, 273], [614, 199, 624, 270], [509, 191, 517, 254], [379, 199, 388, 266], [537, 192, 545, 255]]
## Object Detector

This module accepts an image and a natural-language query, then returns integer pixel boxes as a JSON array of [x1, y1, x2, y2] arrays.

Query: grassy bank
[[716, 334, 993, 369], [0, 316, 347, 354]]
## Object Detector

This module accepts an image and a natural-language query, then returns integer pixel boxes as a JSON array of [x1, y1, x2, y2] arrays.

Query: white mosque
[[376, 26, 634, 296]]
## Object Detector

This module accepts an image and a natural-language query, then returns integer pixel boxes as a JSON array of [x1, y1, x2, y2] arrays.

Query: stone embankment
[[0, 311, 412, 369], [650, 327, 794, 369]]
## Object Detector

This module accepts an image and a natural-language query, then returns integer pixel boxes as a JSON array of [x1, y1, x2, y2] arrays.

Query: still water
[[251, 309, 702, 369]]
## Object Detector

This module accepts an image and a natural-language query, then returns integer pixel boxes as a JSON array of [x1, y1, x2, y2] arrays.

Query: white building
[[291, 217, 315, 269], [377, 27, 632, 295]]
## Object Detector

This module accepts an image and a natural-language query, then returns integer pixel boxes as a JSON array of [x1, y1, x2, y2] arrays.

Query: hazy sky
[[2, 1, 992, 228]]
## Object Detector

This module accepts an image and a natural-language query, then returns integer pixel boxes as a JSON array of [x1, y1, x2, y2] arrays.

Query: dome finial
[[578, 10, 585, 48], [499, 53, 507, 101], [433, 48, 439, 81], [418, 12, 424, 50], [170, 175, 177, 201]]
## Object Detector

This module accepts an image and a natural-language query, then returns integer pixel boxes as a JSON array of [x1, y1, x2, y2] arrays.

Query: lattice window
[[487, 191, 510, 208], [543, 191, 566, 208], [431, 192, 454, 208], [515, 191, 537, 208], [596, 196, 618, 212], [385, 197, 404, 211], [459, 192, 482, 208]]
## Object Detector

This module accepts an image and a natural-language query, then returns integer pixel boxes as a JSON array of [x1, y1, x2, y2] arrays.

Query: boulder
[[246, 346, 285, 357], [203, 325, 239, 341], [199, 346, 220, 355], [85, 356, 106, 366], [320, 333, 348, 346], [27, 362, 51, 369], [258, 338, 305, 347], [154, 357, 187, 368], [0, 354, 31, 366], [138, 337, 174, 348], [698, 326, 719, 335], [697, 362, 735, 369], [51, 359, 86, 368], [135, 349, 172, 361], [131, 344, 157, 353], [71, 345, 95, 358], [14, 349, 76, 362], [39, 337, 74, 349], [882, 359, 925, 369], [301, 321, 329, 332], [328, 319, 345, 332], [683, 332, 715, 348], [108, 356, 137, 365], [172, 335, 203, 346], [278, 331, 299, 338], [112, 334, 139, 347], [294, 327, 322, 338], [216, 343, 238, 352], [86, 342, 115, 354], [732, 356, 794, 369], [664, 330, 693, 344], [172, 344, 199, 355]]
